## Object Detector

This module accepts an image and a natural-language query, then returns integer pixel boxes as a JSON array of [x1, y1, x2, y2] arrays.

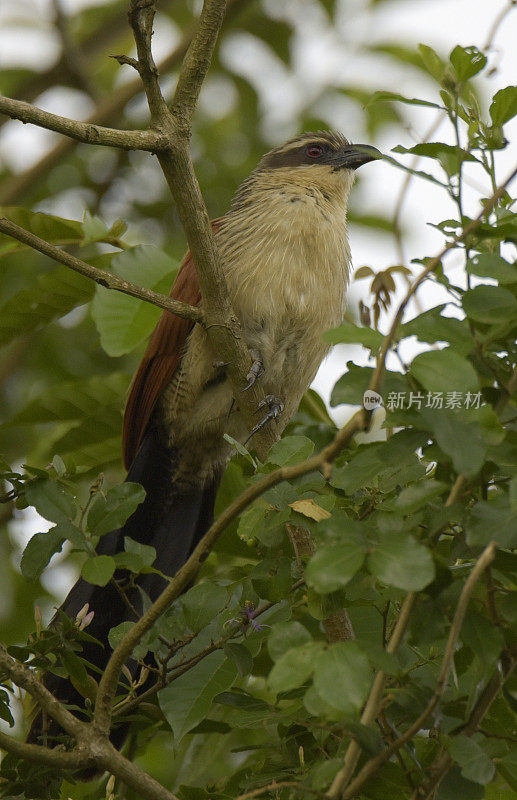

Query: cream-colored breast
[[213, 180, 351, 411], [218, 183, 350, 331]]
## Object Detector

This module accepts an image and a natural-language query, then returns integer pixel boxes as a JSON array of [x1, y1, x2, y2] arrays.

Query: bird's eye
[[306, 144, 323, 158]]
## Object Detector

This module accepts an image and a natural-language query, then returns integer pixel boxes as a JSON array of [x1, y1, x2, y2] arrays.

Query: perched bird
[[29, 130, 379, 746]]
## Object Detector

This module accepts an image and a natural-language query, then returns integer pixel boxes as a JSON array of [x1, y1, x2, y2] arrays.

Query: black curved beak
[[332, 144, 383, 171]]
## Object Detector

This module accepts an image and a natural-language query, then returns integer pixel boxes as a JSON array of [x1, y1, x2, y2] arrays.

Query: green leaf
[[182, 583, 228, 632], [24, 479, 77, 524], [108, 621, 149, 660], [298, 387, 336, 426], [4, 373, 128, 427], [20, 527, 65, 581], [466, 254, 517, 284], [87, 483, 146, 536], [393, 479, 447, 513], [368, 91, 442, 109], [418, 43, 446, 81], [306, 541, 367, 593], [344, 721, 384, 755], [251, 557, 292, 602], [81, 555, 116, 586], [368, 532, 435, 590], [91, 245, 178, 356], [450, 45, 487, 81], [0, 267, 94, 346], [432, 766, 484, 800], [489, 86, 517, 126], [267, 435, 314, 466], [462, 285, 517, 324], [0, 206, 83, 251], [409, 348, 479, 394], [497, 751, 517, 792], [461, 611, 504, 667], [237, 504, 289, 547], [123, 537, 156, 568], [267, 642, 323, 694], [313, 643, 371, 714], [81, 211, 109, 245], [60, 647, 88, 686], [223, 643, 253, 676], [331, 363, 407, 407], [466, 499, 517, 548], [392, 143, 479, 176], [448, 735, 495, 784], [322, 322, 384, 350], [430, 410, 485, 476], [510, 475, 517, 512], [400, 305, 474, 354], [158, 652, 238, 744], [267, 621, 312, 661]]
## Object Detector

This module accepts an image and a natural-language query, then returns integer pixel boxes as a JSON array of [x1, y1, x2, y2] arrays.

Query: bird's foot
[[243, 350, 264, 391], [213, 359, 231, 370], [245, 395, 284, 444]]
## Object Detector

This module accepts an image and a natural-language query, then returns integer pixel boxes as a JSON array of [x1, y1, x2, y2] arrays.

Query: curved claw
[[245, 395, 284, 444], [242, 350, 264, 392]]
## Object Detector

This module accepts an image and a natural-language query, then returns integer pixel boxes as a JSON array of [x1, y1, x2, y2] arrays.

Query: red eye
[[306, 144, 323, 158]]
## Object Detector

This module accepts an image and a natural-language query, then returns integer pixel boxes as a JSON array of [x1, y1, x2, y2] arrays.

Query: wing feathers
[[122, 253, 201, 469]]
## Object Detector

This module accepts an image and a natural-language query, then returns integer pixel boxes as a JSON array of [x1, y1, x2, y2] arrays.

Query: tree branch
[[119, 0, 282, 458], [337, 542, 497, 800], [171, 0, 227, 126], [127, 0, 170, 123], [0, 95, 163, 152], [327, 592, 416, 798], [0, 0, 249, 205], [92, 409, 368, 735], [368, 164, 517, 397], [0, 644, 86, 740], [0, 216, 203, 324], [412, 648, 516, 800], [0, 730, 90, 771], [0, 644, 182, 800], [97, 166, 516, 727]]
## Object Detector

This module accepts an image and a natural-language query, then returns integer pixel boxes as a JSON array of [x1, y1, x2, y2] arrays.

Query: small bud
[[75, 603, 89, 625], [89, 473, 104, 496], [79, 610, 95, 630], [299, 745, 305, 769], [122, 665, 133, 685], [34, 605, 42, 637], [106, 774, 115, 797], [137, 666, 150, 688]]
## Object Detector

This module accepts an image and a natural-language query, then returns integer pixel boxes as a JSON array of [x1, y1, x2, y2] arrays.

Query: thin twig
[[236, 780, 324, 800], [0, 216, 203, 324], [337, 542, 497, 800], [0, 0, 249, 205], [413, 648, 516, 799], [0, 729, 91, 770], [92, 410, 367, 735], [0, 95, 162, 152], [127, 0, 170, 122], [52, 0, 97, 98], [0, 643, 86, 740], [369, 165, 517, 396], [171, 0, 227, 125], [327, 592, 416, 797]]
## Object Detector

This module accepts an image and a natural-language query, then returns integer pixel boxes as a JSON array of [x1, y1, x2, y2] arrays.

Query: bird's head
[[234, 131, 381, 209]]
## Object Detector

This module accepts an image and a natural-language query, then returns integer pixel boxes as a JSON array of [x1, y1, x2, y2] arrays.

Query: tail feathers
[[28, 426, 221, 747]]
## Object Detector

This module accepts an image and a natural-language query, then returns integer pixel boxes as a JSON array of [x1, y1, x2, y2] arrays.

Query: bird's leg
[[243, 349, 264, 391], [245, 395, 284, 444]]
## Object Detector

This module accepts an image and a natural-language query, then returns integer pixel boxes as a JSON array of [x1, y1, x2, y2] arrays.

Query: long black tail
[[28, 425, 220, 747]]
